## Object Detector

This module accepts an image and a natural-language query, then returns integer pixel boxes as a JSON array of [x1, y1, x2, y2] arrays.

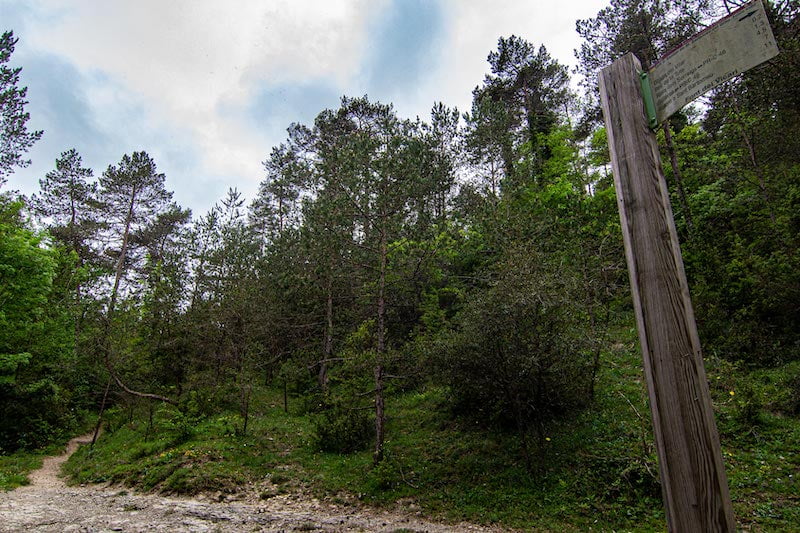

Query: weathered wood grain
[[599, 53, 735, 533]]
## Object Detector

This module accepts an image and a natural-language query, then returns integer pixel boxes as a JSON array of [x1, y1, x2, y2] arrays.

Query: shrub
[[314, 405, 373, 454], [432, 247, 592, 458], [784, 370, 800, 416]]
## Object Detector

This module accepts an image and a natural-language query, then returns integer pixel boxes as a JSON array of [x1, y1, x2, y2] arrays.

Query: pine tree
[[97, 150, 177, 404], [35, 148, 100, 263], [0, 31, 43, 183], [465, 37, 569, 191]]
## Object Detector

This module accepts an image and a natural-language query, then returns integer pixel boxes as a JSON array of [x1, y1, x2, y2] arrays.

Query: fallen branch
[[107, 365, 177, 405]]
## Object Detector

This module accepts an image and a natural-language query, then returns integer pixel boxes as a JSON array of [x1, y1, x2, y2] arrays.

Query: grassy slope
[[60, 329, 799, 531], [0, 450, 48, 490], [0, 418, 93, 491]]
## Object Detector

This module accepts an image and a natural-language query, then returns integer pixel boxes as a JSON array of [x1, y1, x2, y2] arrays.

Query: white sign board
[[648, 0, 779, 122]]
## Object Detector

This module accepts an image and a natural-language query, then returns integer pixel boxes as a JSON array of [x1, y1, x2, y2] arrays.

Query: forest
[[1, 0, 799, 530]]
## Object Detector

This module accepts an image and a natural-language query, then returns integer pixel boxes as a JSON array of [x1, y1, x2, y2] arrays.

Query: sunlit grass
[[61, 326, 800, 530]]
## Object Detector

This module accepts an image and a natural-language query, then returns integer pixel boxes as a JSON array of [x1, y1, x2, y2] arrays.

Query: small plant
[[785, 371, 800, 416], [160, 402, 203, 445], [734, 382, 763, 428], [369, 450, 403, 490], [314, 406, 373, 454]]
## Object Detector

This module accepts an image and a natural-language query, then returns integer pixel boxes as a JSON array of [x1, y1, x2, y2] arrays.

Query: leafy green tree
[[0, 31, 43, 184], [0, 195, 78, 451], [299, 96, 448, 462], [0, 197, 54, 386], [99, 151, 176, 308], [575, 0, 717, 230], [33, 149, 101, 353], [35, 149, 99, 255], [610, 1, 799, 365], [417, 102, 460, 226], [184, 188, 273, 424], [297, 184, 356, 392], [250, 144, 304, 244], [575, 0, 715, 94], [137, 204, 191, 390]]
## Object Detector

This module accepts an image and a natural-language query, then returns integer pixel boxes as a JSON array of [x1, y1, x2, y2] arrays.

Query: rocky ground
[[0, 434, 506, 532]]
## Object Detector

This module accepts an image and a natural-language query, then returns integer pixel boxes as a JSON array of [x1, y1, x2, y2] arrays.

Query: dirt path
[[0, 435, 506, 532]]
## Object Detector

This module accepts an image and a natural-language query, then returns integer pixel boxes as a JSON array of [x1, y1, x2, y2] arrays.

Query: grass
[[59, 327, 800, 531], [0, 449, 47, 491], [0, 415, 94, 491]]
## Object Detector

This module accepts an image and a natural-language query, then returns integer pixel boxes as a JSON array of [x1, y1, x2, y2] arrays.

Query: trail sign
[[647, 0, 778, 123], [592, 3, 785, 531], [600, 54, 737, 532]]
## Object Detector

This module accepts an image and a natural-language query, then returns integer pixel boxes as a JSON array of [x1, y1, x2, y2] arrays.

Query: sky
[[1, 0, 607, 217]]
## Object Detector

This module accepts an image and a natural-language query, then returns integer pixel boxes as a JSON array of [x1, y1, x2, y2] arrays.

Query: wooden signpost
[[598, 1, 778, 531]]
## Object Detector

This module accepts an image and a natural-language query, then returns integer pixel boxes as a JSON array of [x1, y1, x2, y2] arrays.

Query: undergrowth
[[0, 450, 47, 491], [0, 413, 93, 491], [59, 329, 800, 531]]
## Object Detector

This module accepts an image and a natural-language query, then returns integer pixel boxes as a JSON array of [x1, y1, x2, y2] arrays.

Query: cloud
[[14, 52, 104, 166], [394, 0, 607, 121], [1, 0, 609, 215], [9, 0, 390, 211]]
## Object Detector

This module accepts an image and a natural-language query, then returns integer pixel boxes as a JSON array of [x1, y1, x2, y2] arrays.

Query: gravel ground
[[0, 434, 507, 532]]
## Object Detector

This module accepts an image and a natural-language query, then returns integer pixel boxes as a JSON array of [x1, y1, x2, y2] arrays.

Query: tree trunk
[[241, 382, 251, 436], [374, 227, 388, 464], [108, 189, 136, 315], [91, 377, 112, 447], [739, 121, 776, 224], [662, 123, 694, 235], [319, 269, 334, 392], [68, 181, 84, 357], [104, 187, 176, 406], [374, 363, 385, 464]]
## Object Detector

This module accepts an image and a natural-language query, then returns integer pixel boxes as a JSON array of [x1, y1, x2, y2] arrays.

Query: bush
[[432, 247, 592, 451], [783, 370, 800, 416], [160, 402, 203, 444], [314, 405, 373, 454], [0, 379, 79, 452]]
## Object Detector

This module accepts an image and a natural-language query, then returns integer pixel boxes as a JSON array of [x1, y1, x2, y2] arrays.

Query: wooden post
[[599, 53, 735, 532]]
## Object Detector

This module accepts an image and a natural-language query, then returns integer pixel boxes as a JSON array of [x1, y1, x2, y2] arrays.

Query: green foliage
[[464, 36, 569, 190], [575, 0, 715, 109], [3, 5, 798, 531], [63, 388, 295, 494], [0, 196, 84, 452], [433, 244, 592, 453], [0, 200, 55, 356], [786, 370, 800, 416], [313, 405, 373, 454], [0, 352, 30, 384], [673, 120, 800, 365], [57, 337, 800, 531], [0, 31, 43, 182], [0, 451, 42, 491], [161, 404, 202, 444]]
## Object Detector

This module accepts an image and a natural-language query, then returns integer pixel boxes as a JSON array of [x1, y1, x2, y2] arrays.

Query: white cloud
[[24, 0, 387, 203], [6, 0, 609, 215], [396, 0, 606, 121]]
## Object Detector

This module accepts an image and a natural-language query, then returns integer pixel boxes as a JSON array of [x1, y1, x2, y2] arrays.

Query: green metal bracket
[[639, 71, 659, 130]]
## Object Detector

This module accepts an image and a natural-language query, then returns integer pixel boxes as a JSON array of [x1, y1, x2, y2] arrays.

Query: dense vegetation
[[1, 1, 798, 529]]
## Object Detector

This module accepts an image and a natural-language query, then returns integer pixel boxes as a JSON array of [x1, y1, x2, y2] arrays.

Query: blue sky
[[1, 0, 605, 216]]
